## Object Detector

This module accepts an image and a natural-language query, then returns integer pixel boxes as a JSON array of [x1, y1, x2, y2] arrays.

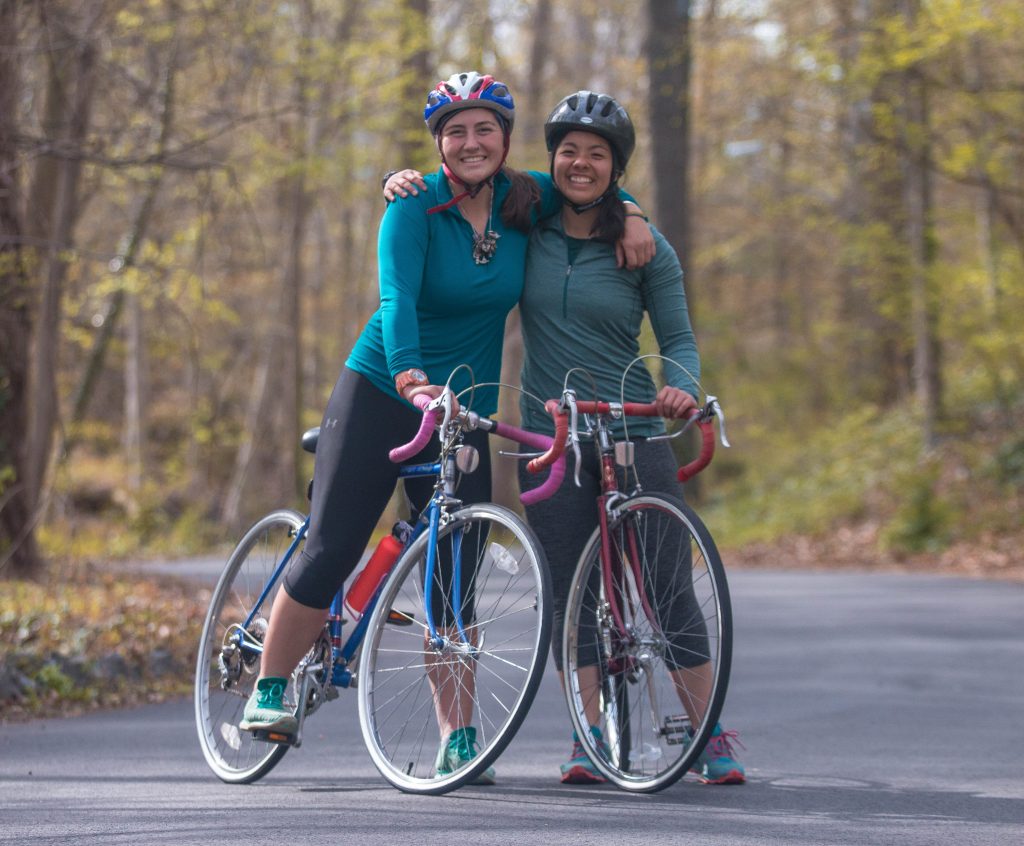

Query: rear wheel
[[194, 509, 305, 783], [563, 494, 731, 792], [358, 503, 551, 794]]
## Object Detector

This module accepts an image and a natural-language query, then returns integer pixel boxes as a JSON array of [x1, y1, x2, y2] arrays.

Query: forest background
[[1, 0, 1022, 713]]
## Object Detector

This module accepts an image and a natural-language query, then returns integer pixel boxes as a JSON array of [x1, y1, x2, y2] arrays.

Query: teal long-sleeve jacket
[[347, 167, 562, 415]]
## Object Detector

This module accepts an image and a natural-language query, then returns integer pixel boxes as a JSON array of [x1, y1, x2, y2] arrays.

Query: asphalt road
[[2, 569, 1022, 846]]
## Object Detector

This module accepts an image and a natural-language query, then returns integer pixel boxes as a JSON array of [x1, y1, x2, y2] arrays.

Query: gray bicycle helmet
[[544, 91, 636, 172]]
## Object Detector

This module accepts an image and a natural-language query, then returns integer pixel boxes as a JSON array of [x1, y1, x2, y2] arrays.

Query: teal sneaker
[[692, 723, 746, 784], [435, 726, 496, 785], [560, 726, 609, 784], [239, 677, 298, 735]]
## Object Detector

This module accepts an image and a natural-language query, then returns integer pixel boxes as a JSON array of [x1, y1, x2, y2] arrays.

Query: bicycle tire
[[563, 493, 732, 792], [194, 509, 304, 784], [358, 503, 552, 794]]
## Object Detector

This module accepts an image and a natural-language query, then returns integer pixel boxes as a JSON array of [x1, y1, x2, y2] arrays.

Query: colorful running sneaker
[[560, 726, 609, 785], [434, 726, 496, 785], [239, 676, 298, 734], [692, 723, 746, 784]]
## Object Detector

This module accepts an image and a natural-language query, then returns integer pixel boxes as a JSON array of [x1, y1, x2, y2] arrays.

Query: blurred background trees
[[2, 0, 1021, 579]]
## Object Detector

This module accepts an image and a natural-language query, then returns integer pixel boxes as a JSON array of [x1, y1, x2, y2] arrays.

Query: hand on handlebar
[[655, 385, 698, 419], [404, 384, 460, 417]]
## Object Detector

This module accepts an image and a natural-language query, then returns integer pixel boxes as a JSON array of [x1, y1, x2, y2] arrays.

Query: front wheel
[[194, 509, 305, 784], [358, 503, 552, 794], [563, 494, 732, 792]]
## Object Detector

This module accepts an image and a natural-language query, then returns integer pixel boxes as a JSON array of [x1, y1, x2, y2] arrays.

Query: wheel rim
[[194, 510, 304, 782], [358, 504, 551, 793], [564, 495, 731, 791]]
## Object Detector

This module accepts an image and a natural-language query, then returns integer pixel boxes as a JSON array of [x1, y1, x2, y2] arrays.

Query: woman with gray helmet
[[515, 90, 745, 786]]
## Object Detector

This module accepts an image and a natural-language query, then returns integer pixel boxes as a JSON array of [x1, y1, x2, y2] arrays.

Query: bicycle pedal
[[661, 715, 691, 745], [250, 728, 298, 746], [387, 609, 415, 626]]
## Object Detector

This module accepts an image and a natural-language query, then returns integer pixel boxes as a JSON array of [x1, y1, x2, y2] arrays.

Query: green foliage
[[880, 461, 955, 553], [991, 436, 1024, 489], [705, 404, 918, 545], [33, 663, 78, 701]]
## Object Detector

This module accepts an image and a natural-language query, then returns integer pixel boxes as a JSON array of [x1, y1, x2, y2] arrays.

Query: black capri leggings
[[284, 368, 492, 610]]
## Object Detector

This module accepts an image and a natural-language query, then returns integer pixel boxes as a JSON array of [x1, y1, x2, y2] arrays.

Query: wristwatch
[[394, 368, 428, 398]]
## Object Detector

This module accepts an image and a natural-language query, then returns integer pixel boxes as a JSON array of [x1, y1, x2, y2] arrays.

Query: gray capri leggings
[[518, 437, 708, 671]]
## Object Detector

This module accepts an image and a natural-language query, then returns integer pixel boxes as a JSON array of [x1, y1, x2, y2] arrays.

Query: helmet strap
[[563, 180, 618, 215], [427, 126, 510, 216]]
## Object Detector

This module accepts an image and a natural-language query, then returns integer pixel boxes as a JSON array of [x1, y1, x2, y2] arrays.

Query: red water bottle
[[345, 529, 404, 617]]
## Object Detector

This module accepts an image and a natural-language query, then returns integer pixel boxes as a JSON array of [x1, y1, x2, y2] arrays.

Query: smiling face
[[438, 108, 506, 184], [552, 130, 615, 206]]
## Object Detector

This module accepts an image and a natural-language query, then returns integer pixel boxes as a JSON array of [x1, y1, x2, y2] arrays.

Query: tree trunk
[[24, 2, 99, 508], [398, 0, 432, 171], [493, 309, 524, 511], [277, 165, 308, 506], [976, 185, 999, 319], [0, 0, 43, 579], [646, 0, 693, 314], [834, 0, 904, 404], [66, 28, 179, 450], [523, 0, 552, 148], [221, 340, 272, 527], [898, 0, 942, 447], [647, 0, 702, 495], [123, 287, 145, 494], [224, 0, 316, 518]]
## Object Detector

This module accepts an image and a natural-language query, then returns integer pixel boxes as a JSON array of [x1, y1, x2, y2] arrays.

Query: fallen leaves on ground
[[726, 521, 1024, 581], [0, 562, 208, 723]]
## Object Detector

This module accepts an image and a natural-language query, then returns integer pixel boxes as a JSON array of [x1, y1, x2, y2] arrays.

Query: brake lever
[[705, 395, 731, 448], [562, 390, 583, 488]]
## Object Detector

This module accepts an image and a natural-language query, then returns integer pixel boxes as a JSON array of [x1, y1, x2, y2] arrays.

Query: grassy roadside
[[0, 562, 208, 722]]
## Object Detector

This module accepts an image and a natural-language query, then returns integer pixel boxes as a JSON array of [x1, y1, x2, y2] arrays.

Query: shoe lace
[[705, 728, 745, 760], [258, 681, 285, 707], [451, 729, 478, 761]]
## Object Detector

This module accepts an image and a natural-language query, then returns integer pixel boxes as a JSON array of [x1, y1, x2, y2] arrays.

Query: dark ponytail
[[499, 167, 542, 232], [588, 188, 626, 244]]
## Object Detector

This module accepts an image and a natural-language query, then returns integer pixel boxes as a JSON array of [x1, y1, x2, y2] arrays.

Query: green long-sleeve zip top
[[519, 215, 701, 438]]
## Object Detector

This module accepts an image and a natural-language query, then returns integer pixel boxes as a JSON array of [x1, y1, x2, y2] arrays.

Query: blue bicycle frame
[[234, 455, 466, 691]]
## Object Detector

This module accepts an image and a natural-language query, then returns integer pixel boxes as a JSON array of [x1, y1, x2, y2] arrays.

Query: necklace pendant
[[472, 229, 500, 265]]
